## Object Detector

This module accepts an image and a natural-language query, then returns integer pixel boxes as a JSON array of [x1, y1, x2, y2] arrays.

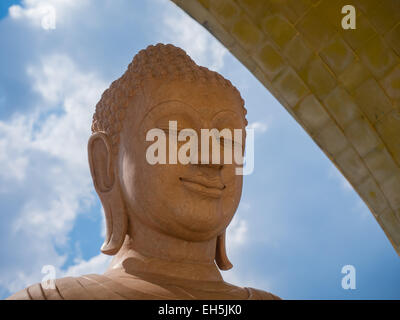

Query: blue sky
[[0, 0, 399, 300]]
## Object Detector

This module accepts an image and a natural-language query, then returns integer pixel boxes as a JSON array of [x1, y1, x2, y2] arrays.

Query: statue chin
[[6, 43, 280, 300]]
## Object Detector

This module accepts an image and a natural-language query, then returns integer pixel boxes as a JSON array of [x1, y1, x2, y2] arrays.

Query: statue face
[[118, 79, 246, 242]]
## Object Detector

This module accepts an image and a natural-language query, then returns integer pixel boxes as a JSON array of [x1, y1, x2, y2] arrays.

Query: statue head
[[88, 44, 247, 270]]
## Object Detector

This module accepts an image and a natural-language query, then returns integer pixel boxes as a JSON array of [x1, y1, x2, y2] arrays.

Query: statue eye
[[217, 136, 233, 149], [158, 126, 169, 133], [218, 136, 242, 150], [158, 126, 181, 135], [219, 137, 231, 146]]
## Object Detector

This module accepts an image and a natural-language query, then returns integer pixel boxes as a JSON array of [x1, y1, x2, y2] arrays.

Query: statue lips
[[179, 176, 225, 199]]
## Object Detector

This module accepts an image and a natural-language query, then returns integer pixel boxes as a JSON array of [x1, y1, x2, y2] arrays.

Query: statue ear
[[88, 132, 127, 255], [215, 230, 233, 270]]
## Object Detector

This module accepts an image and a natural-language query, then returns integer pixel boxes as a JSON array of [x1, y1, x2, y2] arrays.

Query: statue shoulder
[[6, 274, 124, 300], [246, 287, 282, 300]]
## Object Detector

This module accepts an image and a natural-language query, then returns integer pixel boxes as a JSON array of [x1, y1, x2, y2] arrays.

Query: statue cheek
[[221, 165, 243, 191], [223, 176, 243, 213], [119, 152, 137, 200]]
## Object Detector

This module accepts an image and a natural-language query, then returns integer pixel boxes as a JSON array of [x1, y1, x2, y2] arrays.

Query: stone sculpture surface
[[8, 44, 280, 300]]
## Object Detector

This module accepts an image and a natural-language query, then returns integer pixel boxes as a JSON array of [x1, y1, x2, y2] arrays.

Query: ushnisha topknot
[[91, 43, 247, 153]]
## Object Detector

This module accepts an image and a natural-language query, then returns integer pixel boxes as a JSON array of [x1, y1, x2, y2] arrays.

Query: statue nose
[[199, 162, 223, 169], [197, 133, 226, 167], [196, 162, 223, 179], [197, 147, 223, 169]]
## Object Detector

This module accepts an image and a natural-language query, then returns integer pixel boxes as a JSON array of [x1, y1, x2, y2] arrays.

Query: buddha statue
[[8, 44, 280, 300]]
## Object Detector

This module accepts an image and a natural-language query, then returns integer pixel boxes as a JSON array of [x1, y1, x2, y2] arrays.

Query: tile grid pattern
[[172, 0, 400, 255]]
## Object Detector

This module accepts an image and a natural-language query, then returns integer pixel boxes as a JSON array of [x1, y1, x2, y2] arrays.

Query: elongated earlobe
[[88, 132, 127, 255], [215, 230, 233, 270], [99, 191, 128, 255]]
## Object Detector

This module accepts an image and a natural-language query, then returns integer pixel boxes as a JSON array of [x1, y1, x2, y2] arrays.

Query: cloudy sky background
[[0, 0, 399, 299]]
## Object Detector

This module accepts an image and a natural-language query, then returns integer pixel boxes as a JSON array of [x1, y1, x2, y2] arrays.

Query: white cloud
[[160, 1, 227, 71], [11, 54, 106, 242], [63, 253, 112, 278], [222, 267, 272, 293], [248, 121, 268, 133], [100, 208, 107, 238], [4, 254, 66, 295], [28, 54, 107, 166], [9, 0, 85, 29], [227, 217, 248, 247], [0, 53, 106, 294], [0, 116, 32, 182]]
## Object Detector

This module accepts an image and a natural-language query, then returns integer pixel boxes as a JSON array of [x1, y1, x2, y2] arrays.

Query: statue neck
[[106, 218, 223, 282]]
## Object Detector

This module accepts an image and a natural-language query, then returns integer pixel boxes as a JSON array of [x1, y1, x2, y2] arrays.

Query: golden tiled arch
[[171, 0, 400, 255]]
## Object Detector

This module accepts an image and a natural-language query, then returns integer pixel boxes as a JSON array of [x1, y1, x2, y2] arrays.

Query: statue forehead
[[134, 78, 244, 121]]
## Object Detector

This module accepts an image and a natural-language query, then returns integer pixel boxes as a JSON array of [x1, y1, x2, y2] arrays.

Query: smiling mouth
[[179, 177, 225, 198]]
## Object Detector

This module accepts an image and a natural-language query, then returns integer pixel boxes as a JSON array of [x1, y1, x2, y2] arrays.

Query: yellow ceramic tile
[[341, 14, 377, 52], [382, 175, 400, 211], [357, 176, 389, 214], [231, 14, 263, 50], [235, 0, 269, 19], [324, 86, 362, 126], [197, 0, 210, 9], [252, 66, 273, 90], [381, 64, 400, 100], [229, 45, 258, 72], [238, 5, 273, 29], [354, 0, 383, 14], [299, 58, 337, 100], [338, 61, 371, 93], [354, 78, 393, 124], [296, 7, 336, 50], [314, 120, 348, 156], [376, 111, 400, 165], [210, 0, 241, 27], [272, 66, 309, 107], [286, 0, 313, 22], [364, 144, 400, 185], [365, 1, 400, 35], [268, 0, 298, 24], [385, 23, 400, 57], [335, 146, 369, 185], [254, 42, 285, 79], [294, 94, 331, 133], [320, 34, 356, 76], [283, 35, 313, 71], [344, 116, 381, 157], [359, 35, 398, 79], [262, 14, 297, 49], [317, 0, 349, 30]]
